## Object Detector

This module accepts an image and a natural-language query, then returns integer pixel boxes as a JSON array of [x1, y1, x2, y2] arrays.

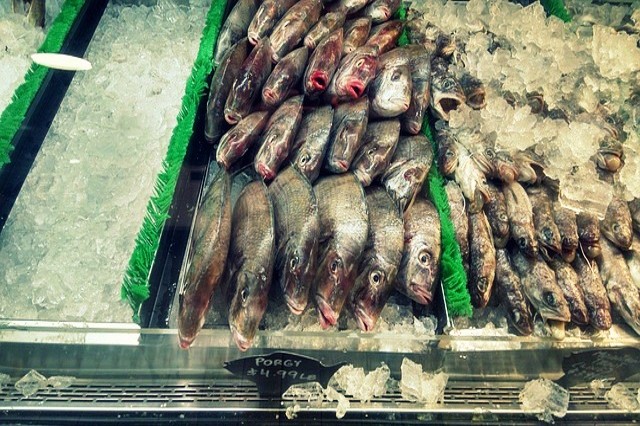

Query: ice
[[14, 369, 48, 398], [332, 364, 390, 403], [399, 358, 448, 405], [0, 373, 9, 387], [324, 386, 350, 419], [519, 378, 569, 423], [592, 25, 640, 80], [285, 404, 300, 420], [47, 376, 75, 389], [604, 383, 640, 411], [559, 164, 613, 218], [590, 379, 608, 398], [282, 382, 325, 407]]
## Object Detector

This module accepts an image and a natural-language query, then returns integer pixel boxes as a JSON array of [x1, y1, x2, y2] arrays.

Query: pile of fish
[[177, 0, 461, 351]]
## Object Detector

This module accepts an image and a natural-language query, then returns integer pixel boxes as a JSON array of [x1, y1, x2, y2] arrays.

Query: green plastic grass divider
[[0, 0, 86, 167], [541, 0, 571, 22], [121, 0, 229, 321]]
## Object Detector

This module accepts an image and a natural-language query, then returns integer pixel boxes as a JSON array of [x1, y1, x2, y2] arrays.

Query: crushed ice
[[518, 378, 569, 423], [604, 383, 640, 411], [13, 369, 76, 397], [399, 358, 448, 405]]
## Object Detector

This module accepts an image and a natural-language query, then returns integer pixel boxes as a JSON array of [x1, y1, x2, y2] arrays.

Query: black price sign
[[223, 351, 346, 397], [557, 347, 640, 388]]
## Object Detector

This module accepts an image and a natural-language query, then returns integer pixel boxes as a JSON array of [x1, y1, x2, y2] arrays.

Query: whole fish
[[468, 211, 496, 308], [213, 0, 258, 67], [528, 187, 562, 257], [178, 171, 232, 348], [484, 182, 510, 248], [444, 181, 470, 274], [369, 64, 412, 117], [629, 198, 640, 233], [342, 17, 372, 56], [314, 174, 369, 328], [503, 181, 538, 257], [290, 106, 334, 182], [325, 97, 369, 172], [573, 253, 612, 330], [325, 46, 378, 104], [552, 204, 579, 263], [226, 181, 275, 351], [205, 39, 249, 143], [597, 238, 640, 335], [454, 139, 491, 213], [547, 257, 589, 325], [430, 57, 465, 121], [511, 251, 571, 323], [254, 95, 304, 180], [351, 119, 400, 186], [304, 10, 347, 49], [401, 51, 432, 135], [269, 0, 323, 62], [460, 73, 487, 110], [216, 111, 271, 170], [262, 47, 308, 108], [378, 44, 429, 69], [395, 198, 441, 305], [350, 188, 404, 331], [362, 0, 401, 24], [600, 197, 633, 251], [381, 134, 433, 213], [494, 248, 534, 336], [577, 212, 601, 259], [304, 29, 344, 98], [365, 20, 404, 54], [225, 38, 273, 124], [269, 167, 319, 314], [247, 0, 298, 45]]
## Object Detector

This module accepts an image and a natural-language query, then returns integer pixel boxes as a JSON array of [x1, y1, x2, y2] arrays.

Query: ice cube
[[47, 376, 75, 389], [282, 382, 324, 407], [332, 364, 390, 403], [14, 370, 48, 398], [285, 404, 300, 420], [519, 378, 570, 423], [324, 386, 350, 419], [592, 25, 640, 79], [604, 383, 640, 411], [589, 379, 608, 398], [0, 373, 9, 387], [333, 365, 366, 398], [400, 358, 448, 405]]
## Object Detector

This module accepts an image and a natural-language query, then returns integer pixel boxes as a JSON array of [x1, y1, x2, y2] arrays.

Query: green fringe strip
[[0, 0, 86, 167], [541, 0, 571, 22], [121, 0, 228, 321]]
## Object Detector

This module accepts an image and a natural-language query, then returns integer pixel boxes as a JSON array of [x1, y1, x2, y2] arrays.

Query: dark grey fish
[[269, 0, 323, 62], [552, 204, 579, 263], [350, 188, 404, 331], [460, 73, 486, 110], [495, 248, 533, 336], [401, 50, 432, 135], [325, 46, 379, 104], [369, 64, 412, 118], [503, 181, 538, 257], [213, 0, 258, 67], [304, 29, 344, 97], [429, 57, 465, 121], [381, 134, 433, 213], [269, 167, 319, 315], [325, 97, 369, 173], [227, 181, 275, 351], [468, 211, 496, 308], [178, 171, 232, 349], [314, 174, 369, 328], [262, 47, 308, 108], [405, 18, 438, 54], [436, 129, 458, 177], [577, 212, 601, 259], [247, 0, 298, 45], [377, 44, 429, 69], [547, 257, 589, 325], [365, 20, 404, 54], [573, 253, 612, 330], [342, 17, 372, 56], [361, 0, 401, 24], [484, 182, 510, 249], [290, 106, 334, 182], [629, 198, 640, 234], [304, 10, 347, 49], [351, 119, 400, 186], [395, 198, 441, 305], [528, 187, 562, 257], [600, 197, 633, 251], [216, 111, 271, 170], [444, 181, 470, 274]]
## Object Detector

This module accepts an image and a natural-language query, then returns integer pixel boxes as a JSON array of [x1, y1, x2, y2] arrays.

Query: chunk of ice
[[592, 25, 640, 79], [589, 379, 608, 398], [519, 378, 569, 423], [604, 383, 640, 411], [14, 370, 48, 398], [282, 382, 324, 407], [47, 376, 75, 389], [332, 364, 390, 403], [324, 386, 350, 419], [400, 358, 448, 405], [0, 373, 9, 387], [285, 404, 300, 420]]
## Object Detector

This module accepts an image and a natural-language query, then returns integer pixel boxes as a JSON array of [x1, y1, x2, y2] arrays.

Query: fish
[[205, 39, 249, 143], [454, 138, 491, 213], [178, 171, 232, 348], [325, 97, 369, 173], [405, 18, 439, 54], [459, 73, 487, 110], [494, 248, 534, 336], [216, 111, 271, 170], [468, 211, 496, 308], [573, 253, 612, 330], [577, 212, 602, 259], [628, 198, 640, 233], [351, 119, 400, 186], [247, 0, 298, 45], [483, 182, 510, 249], [401, 50, 432, 135], [325, 0, 369, 15], [429, 57, 465, 121], [547, 257, 589, 325], [226, 181, 275, 351], [225, 38, 273, 124], [490, 150, 519, 184], [213, 0, 258, 67], [527, 187, 562, 257], [313, 174, 369, 328], [503, 181, 538, 257], [444, 181, 470, 274], [342, 17, 372, 56], [369, 64, 412, 117], [269, 0, 323, 62], [262, 47, 308, 108], [511, 150, 546, 185], [377, 44, 429, 69], [600, 197, 634, 251], [254, 95, 304, 180], [626, 240, 640, 290], [350, 188, 404, 331], [598, 238, 640, 335], [269, 167, 320, 315], [511, 250, 571, 323], [304, 10, 347, 49], [361, 0, 401, 24], [325, 46, 378, 104], [290, 106, 334, 182], [436, 129, 458, 177], [395, 198, 441, 305], [365, 20, 405, 55], [552, 204, 579, 263], [304, 29, 344, 98], [381, 134, 433, 213]]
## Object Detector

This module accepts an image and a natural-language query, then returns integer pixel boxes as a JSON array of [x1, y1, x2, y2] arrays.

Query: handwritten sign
[[223, 351, 346, 396], [557, 347, 640, 388]]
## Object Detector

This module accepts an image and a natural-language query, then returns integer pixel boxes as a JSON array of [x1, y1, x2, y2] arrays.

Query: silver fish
[[351, 119, 400, 186], [369, 64, 412, 118], [290, 106, 334, 182], [213, 0, 258, 67]]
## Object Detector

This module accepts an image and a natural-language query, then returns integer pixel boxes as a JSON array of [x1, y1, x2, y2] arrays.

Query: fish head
[[337, 47, 378, 100], [437, 140, 458, 176], [508, 306, 534, 336], [591, 306, 613, 330], [280, 241, 316, 315], [315, 250, 353, 329], [177, 292, 209, 349], [601, 199, 633, 250], [595, 137, 625, 173], [401, 240, 438, 305], [371, 66, 412, 116], [460, 74, 486, 109], [539, 226, 562, 255], [514, 230, 538, 257], [608, 283, 640, 335], [529, 268, 571, 322], [430, 74, 465, 121], [293, 147, 322, 179], [493, 151, 518, 183], [255, 133, 287, 181], [351, 260, 396, 332], [328, 120, 362, 172], [228, 270, 269, 351]]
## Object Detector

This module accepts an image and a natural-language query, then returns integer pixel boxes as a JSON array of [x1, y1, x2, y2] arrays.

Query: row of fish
[[178, 168, 442, 351]]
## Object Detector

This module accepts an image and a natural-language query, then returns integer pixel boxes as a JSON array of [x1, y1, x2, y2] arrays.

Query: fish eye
[[512, 311, 521, 324], [443, 78, 456, 90], [445, 149, 454, 158], [330, 258, 341, 273], [289, 256, 299, 271], [612, 223, 620, 232], [544, 291, 557, 307], [518, 237, 527, 249], [367, 147, 376, 155], [391, 70, 401, 81], [499, 213, 508, 222], [299, 153, 310, 165], [240, 287, 249, 304], [355, 58, 365, 68], [542, 228, 553, 240], [418, 250, 430, 265], [370, 270, 384, 285], [485, 148, 495, 158]]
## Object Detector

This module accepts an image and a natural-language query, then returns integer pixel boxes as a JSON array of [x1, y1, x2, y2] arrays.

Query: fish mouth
[[224, 111, 241, 125], [247, 32, 260, 46], [353, 168, 372, 187], [433, 94, 463, 121], [570, 307, 589, 326], [581, 242, 601, 259], [178, 332, 195, 350], [256, 162, 276, 181], [316, 296, 338, 329], [230, 326, 252, 352], [310, 71, 329, 91], [561, 248, 577, 263], [262, 88, 278, 106], [329, 159, 350, 173], [404, 120, 421, 135], [591, 308, 612, 330], [354, 305, 376, 332], [497, 163, 518, 183], [466, 90, 487, 109], [345, 80, 366, 99], [601, 229, 632, 251], [284, 295, 306, 316], [409, 284, 432, 305], [378, 7, 391, 21]]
